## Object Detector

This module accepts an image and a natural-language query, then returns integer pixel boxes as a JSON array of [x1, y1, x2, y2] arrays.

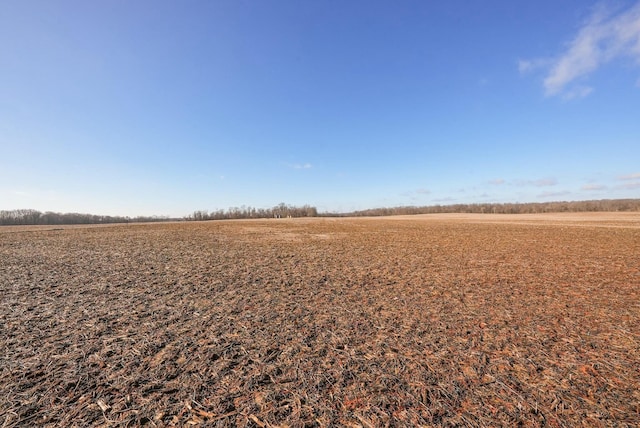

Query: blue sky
[[1, 1, 639, 216]]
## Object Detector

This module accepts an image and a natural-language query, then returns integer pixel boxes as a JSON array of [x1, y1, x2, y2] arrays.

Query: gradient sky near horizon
[[1, 1, 639, 216]]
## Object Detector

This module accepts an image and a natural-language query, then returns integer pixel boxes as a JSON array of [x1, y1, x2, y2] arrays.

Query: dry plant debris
[[1, 213, 639, 427]]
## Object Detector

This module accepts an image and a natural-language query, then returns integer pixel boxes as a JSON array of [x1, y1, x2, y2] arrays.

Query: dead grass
[[1, 214, 639, 427]]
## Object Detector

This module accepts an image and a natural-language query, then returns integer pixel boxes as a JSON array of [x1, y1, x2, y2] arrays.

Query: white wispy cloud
[[523, 2, 640, 98], [518, 58, 551, 74], [532, 178, 558, 187], [581, 183, 607, 190], [618, 172, 640, 180], [489, 178, 505, 185], [561, 86, 593, 100], [285, 162, 312, 170], [416, 188, 431, 195]]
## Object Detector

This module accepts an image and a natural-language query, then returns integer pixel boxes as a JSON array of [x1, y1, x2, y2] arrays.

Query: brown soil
[[1, 214, 639, 427]]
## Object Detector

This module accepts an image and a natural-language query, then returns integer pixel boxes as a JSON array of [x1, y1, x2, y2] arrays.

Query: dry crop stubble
[[1, 214, 639, 427]]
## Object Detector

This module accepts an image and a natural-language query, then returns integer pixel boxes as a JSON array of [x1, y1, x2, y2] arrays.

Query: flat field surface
[[1, 213, 639, 427]]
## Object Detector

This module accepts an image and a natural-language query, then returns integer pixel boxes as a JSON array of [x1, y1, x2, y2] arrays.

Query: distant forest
[[1, 199, 639, 226], [188, 203, 318, 221], [337, 198, 640, 217], [0, 210, 176, 226]]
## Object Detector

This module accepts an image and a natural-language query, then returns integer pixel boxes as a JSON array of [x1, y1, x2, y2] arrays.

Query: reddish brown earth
[[1, 213, 639, 427]]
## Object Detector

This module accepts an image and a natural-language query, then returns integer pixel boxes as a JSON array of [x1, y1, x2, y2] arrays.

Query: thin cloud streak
[[618, 172, 640, 180], [285, 163, 313, 170], [581, 184, 607, 191], [518, 58, 550, 74], [533, 178, 558, 187]]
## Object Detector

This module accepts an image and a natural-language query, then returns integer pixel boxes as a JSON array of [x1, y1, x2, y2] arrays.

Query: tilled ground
[[1, 214, 639, 427]]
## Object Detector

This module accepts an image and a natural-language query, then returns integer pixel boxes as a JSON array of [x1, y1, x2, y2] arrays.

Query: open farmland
[[1, 213, 639, 427]]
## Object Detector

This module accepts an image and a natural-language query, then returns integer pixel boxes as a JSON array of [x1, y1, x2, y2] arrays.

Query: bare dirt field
[[1, 213, 639, 427]]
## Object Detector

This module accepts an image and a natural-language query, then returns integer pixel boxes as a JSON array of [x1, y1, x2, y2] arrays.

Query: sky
[[1, 1, 639, 216]]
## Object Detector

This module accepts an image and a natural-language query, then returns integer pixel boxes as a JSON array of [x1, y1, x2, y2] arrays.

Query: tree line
[[1, 199, 638, 226], [0, 203, 319, 225], [0, 209, 175, 226], [187, 203, 318, 221], [336, 199, 640, 217]]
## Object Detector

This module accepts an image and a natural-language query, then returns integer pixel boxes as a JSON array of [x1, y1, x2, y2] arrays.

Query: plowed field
[[1, 213, 639, 427]]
